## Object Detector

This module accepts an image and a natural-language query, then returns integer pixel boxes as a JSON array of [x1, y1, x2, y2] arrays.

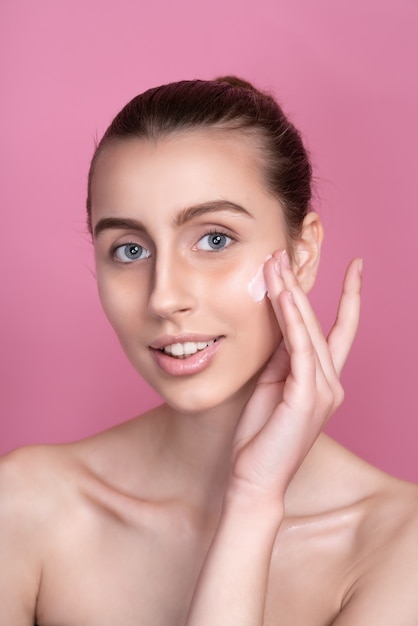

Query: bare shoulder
[[0, 435, 133, 624], [337, 474, 418, 624], [0, 444, 81, 624], [0, 409, 159, 513], [358, 473, 418, 564], [0, 443, 83, 535], [0, 439, 105, 553], [0, 442, 82, 499]]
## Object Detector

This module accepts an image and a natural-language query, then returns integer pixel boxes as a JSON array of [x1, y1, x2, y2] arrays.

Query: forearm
[[186, 485, 283, 626]]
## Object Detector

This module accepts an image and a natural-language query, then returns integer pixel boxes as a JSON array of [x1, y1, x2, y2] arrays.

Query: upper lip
[[149, 334, 223, 350]]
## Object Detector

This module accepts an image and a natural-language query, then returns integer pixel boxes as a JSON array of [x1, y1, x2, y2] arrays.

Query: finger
[[276, 288, 324, 416], [266, 251, 336, 381], [236, 262, 336, 457], [266, 253, 329, 396], [327, 258, 362, 376], [263, 252, 296, 363], [265, 250, 338, 420], [269, 251, 360, 384], [257, 338, 290, 385]]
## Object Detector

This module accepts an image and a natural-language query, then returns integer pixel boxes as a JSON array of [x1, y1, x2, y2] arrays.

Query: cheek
[[217, 262, 281, 342], [247, 255, 272, 302], [217, 257, 270, 307], [96, 273, 142, 335]]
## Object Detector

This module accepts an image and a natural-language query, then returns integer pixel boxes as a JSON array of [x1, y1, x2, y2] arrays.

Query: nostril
[[147, 259, 198, 319], [147, 282, 196, 319]]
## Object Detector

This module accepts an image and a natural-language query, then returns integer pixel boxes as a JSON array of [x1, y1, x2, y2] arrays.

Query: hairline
[[86, 123, 293, 244]]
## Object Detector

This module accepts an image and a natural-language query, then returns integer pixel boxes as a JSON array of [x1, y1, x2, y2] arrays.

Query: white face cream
[[247, 255, 272, 302]]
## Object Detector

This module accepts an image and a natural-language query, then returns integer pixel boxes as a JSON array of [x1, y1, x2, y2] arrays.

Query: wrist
[[223, 477, 285, 534]]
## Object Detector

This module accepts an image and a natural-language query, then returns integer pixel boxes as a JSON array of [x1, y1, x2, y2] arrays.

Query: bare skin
[[1, 131, 417, 625], [2, 417, 418, 625]]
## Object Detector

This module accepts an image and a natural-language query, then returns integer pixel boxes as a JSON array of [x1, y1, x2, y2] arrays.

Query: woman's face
[[91, 129, 289, 414]]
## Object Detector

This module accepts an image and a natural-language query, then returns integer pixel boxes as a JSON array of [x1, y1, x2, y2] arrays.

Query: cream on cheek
[[247, 255, 272, 303]]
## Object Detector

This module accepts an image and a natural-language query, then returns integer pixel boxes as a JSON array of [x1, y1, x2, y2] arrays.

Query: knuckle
[[332, 381, 345, 408], [316, 382, 334, 414], [323, 385, 335, 409]]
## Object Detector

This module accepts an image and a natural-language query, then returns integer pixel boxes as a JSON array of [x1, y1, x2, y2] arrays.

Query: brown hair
[[86, 76, 312, 239]]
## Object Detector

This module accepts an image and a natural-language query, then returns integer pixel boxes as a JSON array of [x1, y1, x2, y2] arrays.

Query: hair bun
[[214, 76, 257, 92]]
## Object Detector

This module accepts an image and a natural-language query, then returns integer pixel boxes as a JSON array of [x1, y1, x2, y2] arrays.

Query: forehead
[[90, 129, 280, 227]]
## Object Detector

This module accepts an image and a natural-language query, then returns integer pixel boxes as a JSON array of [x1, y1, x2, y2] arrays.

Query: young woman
[[1, 77, 418, 626]]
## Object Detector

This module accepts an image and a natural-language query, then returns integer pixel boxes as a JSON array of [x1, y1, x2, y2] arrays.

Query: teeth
[[162, 340, 215, 358]]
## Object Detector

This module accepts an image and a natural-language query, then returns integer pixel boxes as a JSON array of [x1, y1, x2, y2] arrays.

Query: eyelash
[[195, 229, 235, 252], [110, 228, 236, 264], [111, 242, 151, 263]]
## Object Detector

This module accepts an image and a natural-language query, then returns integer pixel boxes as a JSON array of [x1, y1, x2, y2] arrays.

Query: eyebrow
[[93, 200, 253, 239]]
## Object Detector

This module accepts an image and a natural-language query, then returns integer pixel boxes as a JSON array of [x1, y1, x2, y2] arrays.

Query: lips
[[149, 335, 224, 376], [161, 339, 216, 358]]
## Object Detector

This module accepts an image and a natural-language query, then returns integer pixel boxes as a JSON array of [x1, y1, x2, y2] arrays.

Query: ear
[[292, 212, 324, 293]]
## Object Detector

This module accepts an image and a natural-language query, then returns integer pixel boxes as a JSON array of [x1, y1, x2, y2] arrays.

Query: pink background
[[1, 0, 417, 481]]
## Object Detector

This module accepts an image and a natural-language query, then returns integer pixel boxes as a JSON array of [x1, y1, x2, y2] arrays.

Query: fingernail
[[358, 258, 364, 276], [274, 259, 282, 277], [282, 249, 291, 269]]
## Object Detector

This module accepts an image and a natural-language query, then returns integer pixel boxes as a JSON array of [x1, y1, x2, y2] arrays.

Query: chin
[[124, 338, 275, 416], [149, 372, 259, 417]]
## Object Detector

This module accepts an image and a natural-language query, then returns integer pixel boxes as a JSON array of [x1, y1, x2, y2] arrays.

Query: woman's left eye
[[196, 232, 233, 251], [113, 243, 151, 263]]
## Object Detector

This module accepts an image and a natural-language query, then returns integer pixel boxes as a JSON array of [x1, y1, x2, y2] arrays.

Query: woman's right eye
[[113, 243, 151, 263]]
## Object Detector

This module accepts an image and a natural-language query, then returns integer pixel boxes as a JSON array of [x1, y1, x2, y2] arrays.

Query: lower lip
[[150, 338, 224, 377]]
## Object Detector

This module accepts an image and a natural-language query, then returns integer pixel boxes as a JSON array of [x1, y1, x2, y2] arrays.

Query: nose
[[147, 252, 198, 320]]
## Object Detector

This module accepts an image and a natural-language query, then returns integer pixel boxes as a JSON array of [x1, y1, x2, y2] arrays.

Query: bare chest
[[35, 502, 356, 626], [36, 499, 211, 626]]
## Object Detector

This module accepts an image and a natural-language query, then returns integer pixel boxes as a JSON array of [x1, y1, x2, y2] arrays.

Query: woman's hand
[[230, 250, 363, 500], [186, 251, 362, 626]]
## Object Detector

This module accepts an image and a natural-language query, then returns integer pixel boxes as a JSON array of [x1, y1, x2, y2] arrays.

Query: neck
[[154, 389, 252, 518]]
